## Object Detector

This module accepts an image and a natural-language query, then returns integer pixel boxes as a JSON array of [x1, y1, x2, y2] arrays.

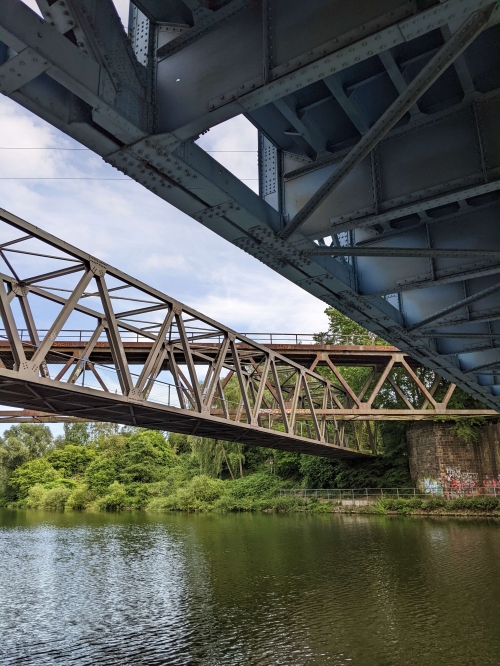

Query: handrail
[[279, 487, 499, 499], [0, 329, 383, 346]]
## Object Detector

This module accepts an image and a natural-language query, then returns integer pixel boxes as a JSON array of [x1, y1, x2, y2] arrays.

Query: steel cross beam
[[0, 207, 373, 458], [278, 6, 494, 240]]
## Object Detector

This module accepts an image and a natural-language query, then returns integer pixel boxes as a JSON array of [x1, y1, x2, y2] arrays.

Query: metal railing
[[279, 487, 500, 500], [0, 329, 382, 346]]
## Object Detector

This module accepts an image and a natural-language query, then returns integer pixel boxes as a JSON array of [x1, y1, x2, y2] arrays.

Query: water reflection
[[1, 511, 499, 665]]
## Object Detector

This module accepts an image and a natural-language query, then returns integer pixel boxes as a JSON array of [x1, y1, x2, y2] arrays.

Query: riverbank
[[8, 489, 500, 517]]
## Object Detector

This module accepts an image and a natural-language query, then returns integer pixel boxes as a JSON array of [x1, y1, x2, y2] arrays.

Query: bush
[[25, 483, 47, 509], [66, 486, 95, 511], [187, 475, 225, 503], [449, 497, 499, 512], [96, 482, 128, 511], [421, 498, 446, 511], [40, 486, 71, 511], [47, 445, 95, 476], [271, 495, 304, 512], [9, 459, 60, 499], [227, 472, 280, 500], [85, 458, 118, 493]]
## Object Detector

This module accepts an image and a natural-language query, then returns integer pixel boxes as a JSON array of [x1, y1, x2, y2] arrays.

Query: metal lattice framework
[[0, 331, 497, 425], [0, 207, 374, 458], [0, 0, 499, 409]]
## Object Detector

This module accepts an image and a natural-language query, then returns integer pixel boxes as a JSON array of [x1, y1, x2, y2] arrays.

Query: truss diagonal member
[[366, 357, 396, 408], [325, 357, 361, 408], [270, 359, 290, 433], [135, 308, 175, 395], [203, 335, 230, 413], [95, 275, 134, 396], [301, 374, 322, 441], [407, 282, 500, 332], [166, 347, 186, 410], [440, 382, 457, 409], [175, 312, 203, 411], [31, 269, 94, 371], [278, 6, 494, 240], [0, 280, 26, 370], [17, 292, 50, 379], [387, 375, 415, 410], [68, 323, 105, 384], [252, 355, 271, 422], [420, 374, 441, 411], [401, 358, 438, 407], [229, 337, 253, 424]]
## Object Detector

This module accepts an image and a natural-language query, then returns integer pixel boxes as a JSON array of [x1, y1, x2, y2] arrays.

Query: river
[[1, 510, 499, 665]]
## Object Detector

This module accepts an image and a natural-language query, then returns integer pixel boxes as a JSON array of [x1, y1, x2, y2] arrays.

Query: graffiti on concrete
[[484, 476, 500, 489], [442, 467, 478, 495], [422, 478, 443, 494]]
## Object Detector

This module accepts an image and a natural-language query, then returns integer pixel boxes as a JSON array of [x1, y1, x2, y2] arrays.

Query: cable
[[0, 147, 257, 152], [0, 177, 258, 180]]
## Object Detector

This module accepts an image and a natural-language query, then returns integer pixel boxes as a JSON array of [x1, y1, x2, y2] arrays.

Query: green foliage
[[66, 486, 96, 511], [119, 430, 175, 484], [40, 486, 72, 511], [168, 432, 191, 454], [9, 458, 60, 499], [227, 472, 280, 499], [452, 417, 486, 444], [299, 456, 337, 488], [85, 457, 118, 493], [315, 307, 386, 345], [96, 482, 128, 511], [25, 483, 47, 508], [62, 423, 91, 447], [47, 445, 96, 477]]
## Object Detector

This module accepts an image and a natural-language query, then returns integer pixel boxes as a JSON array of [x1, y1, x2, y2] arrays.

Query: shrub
[[421, 498, 446, 511], [119, 430, 176, 484], [47, 445, 95, 476], [66, 486, 95, 511], [96, 482, 128, 511], [272, 495, 303, 512], [40, 486, 71, 511], [449, 497, 499, 512], [25, 483, 47, 509], [9, 459, 60, 499], [85, 458, 118, 493], [187, 475, 225, 503], [228, 472, 280, 500]]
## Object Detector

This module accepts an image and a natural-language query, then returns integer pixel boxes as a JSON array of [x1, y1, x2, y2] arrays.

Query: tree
[[315, 307, 386, 345], [9, 458, 60, 499], [0, 424, 53, 468], [119, 430, 175, 484], [47, 445, 96, 477], [62, 423, 91, 447]]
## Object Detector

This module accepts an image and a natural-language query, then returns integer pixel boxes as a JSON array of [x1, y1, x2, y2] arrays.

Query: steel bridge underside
[[0, 368, 364, 458], [0, 0, 499, 410]]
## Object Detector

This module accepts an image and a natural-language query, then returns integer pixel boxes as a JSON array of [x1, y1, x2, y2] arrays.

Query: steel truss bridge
[[0, 0, 499, 413], [0, 209, 496, 456]]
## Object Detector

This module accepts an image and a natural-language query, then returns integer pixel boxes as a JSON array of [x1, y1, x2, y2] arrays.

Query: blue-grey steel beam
[[278, 7, 495, 240], [306, 248, 499, 259], [407, 282, 500, 332], [323, 75, 371, 134]]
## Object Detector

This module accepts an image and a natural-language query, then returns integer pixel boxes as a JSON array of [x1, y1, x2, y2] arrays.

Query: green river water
[[1, 510, 499, 665]]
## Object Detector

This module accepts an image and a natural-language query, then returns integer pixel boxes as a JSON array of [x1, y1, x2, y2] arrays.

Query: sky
[[0, 1, 329, 436]]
